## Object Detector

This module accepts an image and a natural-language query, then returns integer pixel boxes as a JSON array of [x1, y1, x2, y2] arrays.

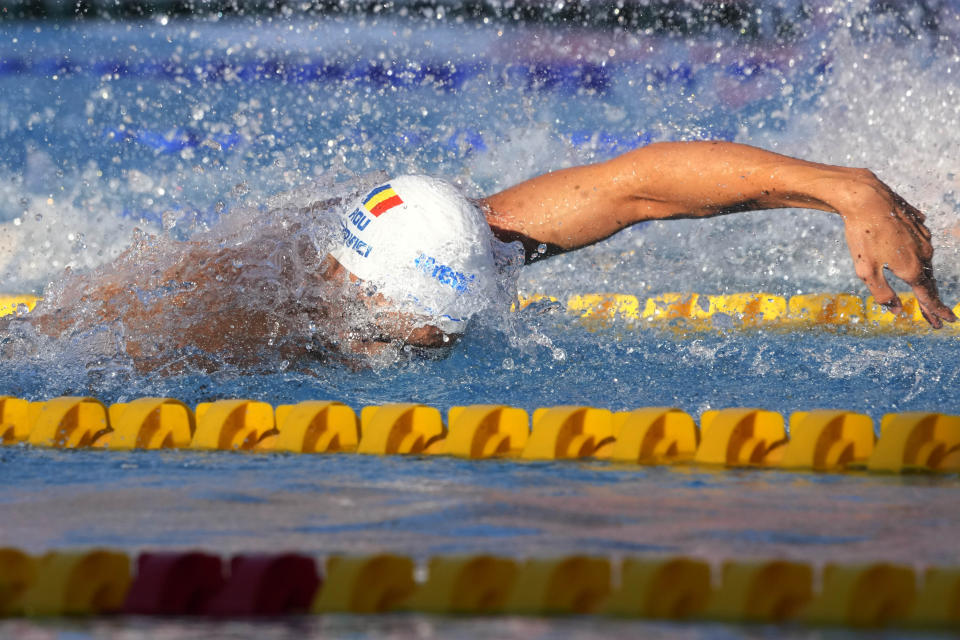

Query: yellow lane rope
[[0, 295, 40, 317], [0, 546, 955, 626], [3, 291, 957, 331], [3, 398, 958, 474], [526, 291, 960, 331]]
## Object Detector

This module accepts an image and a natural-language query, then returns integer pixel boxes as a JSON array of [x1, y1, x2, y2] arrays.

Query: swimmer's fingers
[[905, 263, 957, 329], [857, 259, 955, 329], [880, 236, 956, 328], [846, 213, 902, 314], [888, 201, 957, 328], [856, 260, 902, 315], [849, 184, 955, 328]]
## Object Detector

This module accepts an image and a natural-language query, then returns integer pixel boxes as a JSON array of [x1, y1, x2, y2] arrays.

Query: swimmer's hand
[[832, 171, 956, 328]]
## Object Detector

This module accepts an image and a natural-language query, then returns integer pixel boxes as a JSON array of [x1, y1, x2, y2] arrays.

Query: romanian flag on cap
[[363, 184, 404, 217]]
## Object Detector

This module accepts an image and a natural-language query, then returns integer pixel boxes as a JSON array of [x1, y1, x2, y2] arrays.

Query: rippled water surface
[[2, 2, 960, 402], [1, 444, 959, 639], [2, 2, 960, 638]]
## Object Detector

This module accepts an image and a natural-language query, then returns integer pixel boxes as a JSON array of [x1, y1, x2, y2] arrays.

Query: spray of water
[[1, 1, 958, 389]]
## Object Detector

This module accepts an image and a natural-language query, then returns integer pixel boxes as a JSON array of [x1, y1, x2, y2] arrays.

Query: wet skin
[[481, 141, 954, 329], [17, 141, 955, 368]]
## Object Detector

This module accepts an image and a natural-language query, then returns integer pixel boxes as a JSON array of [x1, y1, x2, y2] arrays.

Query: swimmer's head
[[328, 175, 497, 336]]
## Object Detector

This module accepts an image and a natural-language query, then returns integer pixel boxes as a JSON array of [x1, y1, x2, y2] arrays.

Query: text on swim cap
[[347, 207, 371, 231], [338, 220, 372, 258], [414, 254, 475, 294], [363, 184, 404, 217]]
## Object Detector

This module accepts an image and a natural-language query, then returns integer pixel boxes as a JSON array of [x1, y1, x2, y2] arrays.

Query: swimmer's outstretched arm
[[480, 141, 956, 328]]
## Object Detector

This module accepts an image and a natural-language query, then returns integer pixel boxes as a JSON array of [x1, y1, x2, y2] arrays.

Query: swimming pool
[[1, 2, 960, 637]]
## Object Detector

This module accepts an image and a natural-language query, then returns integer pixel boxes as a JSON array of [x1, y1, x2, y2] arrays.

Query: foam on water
[[2, 11, 960, 640], [1, 169, 536, 379], [0, 1, 959, 408], [517, 2, 960, 298]]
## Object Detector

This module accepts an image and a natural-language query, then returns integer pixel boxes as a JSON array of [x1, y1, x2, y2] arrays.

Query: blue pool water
[[1, 3, 960, 638], [4, 322, 960, 426], [1, 4, 959, 413], [1, 444, 959, 639]]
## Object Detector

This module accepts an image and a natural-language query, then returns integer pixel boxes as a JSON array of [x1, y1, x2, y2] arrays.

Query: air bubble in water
[[162, 211, 178, 230]]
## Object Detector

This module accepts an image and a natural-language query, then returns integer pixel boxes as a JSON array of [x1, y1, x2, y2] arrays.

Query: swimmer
[[14, 141, 956, 368]]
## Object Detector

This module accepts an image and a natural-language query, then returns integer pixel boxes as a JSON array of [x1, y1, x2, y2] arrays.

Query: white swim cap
[[328, 175, 496, 334]]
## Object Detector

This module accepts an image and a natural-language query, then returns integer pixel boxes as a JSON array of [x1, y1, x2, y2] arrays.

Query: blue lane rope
[[2, 56, 618, 93], [0, 53, 820, 87]]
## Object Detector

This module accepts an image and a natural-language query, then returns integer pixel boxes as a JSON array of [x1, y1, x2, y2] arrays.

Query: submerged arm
[[480, 141, 955, 328]]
